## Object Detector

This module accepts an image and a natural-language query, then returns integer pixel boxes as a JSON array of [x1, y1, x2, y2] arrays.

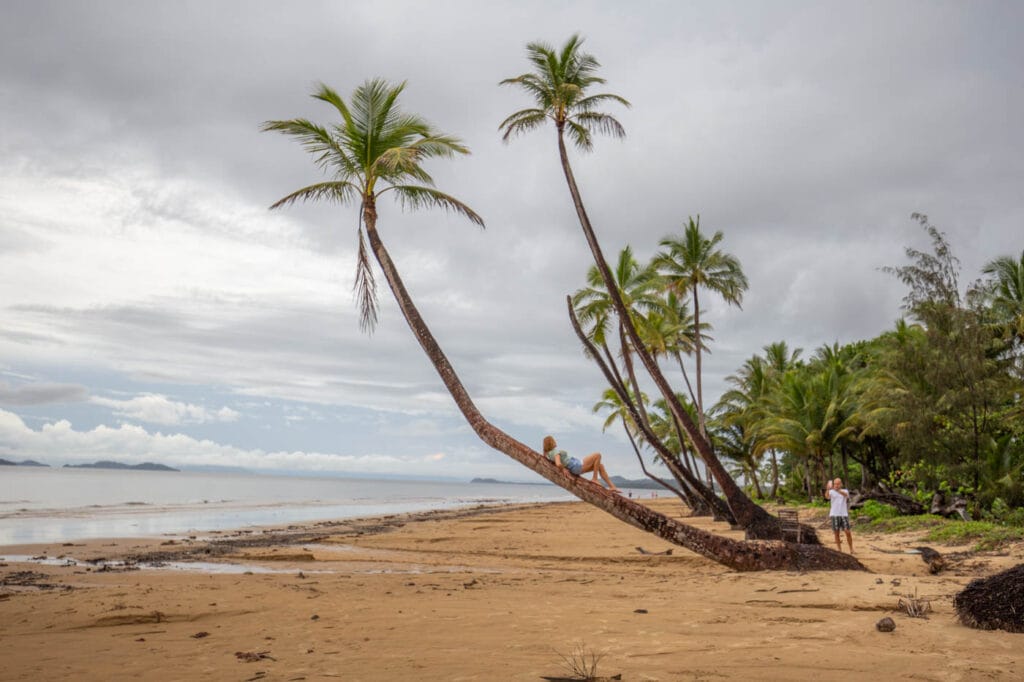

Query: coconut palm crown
[[498, 33, 631, 150], [262, 79, 483, 331]]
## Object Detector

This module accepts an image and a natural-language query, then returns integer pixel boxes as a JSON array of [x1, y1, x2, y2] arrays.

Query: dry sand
[[1, 499, 1022, 681]]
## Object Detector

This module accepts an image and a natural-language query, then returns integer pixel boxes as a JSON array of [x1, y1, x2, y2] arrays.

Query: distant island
[[471, 475, 664, 490], [0, 458, 50, 467], [63, 460, 179, 472]]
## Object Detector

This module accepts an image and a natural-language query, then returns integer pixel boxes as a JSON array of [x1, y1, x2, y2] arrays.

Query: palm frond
[[407, 133, 471, 159], [498, 109, 548, 142], [260, 118, 356, 176], [311, 83, 356, 132], [576, 93, 632, 111], [373, 147, 433, 184], [268, 181, 359, 210], [574, 112, 626, 139], [385, 185, 485, 227], [353, 225, 379, 333], [564, 119, 594, 151]]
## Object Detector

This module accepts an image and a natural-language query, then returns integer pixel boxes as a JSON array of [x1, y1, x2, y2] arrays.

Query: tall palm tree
[[655, 216, 749, 438], [266, 79, 854, 570], [500, 36, 788, 541]]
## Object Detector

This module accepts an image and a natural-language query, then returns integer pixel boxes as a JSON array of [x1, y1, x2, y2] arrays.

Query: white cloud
[[0, 408, 489, 477], [90, 394, 240, 426]]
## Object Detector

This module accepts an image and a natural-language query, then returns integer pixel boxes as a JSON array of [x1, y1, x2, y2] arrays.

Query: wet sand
[[1, 499, 1022, 681]]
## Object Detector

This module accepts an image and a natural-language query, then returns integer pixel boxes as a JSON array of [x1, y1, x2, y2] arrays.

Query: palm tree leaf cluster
[[262, 79, 482, 332]]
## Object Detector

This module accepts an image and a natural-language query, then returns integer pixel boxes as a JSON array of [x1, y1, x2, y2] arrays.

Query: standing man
[[825, 478, 854, 553]]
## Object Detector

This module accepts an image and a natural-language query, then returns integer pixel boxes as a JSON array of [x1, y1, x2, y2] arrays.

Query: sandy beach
[[1, 498, 1022, 681]]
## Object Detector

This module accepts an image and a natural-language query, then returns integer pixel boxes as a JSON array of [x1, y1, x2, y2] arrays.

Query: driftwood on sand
[[953, 563, 1024, 633], [867, 544, 946, 574]]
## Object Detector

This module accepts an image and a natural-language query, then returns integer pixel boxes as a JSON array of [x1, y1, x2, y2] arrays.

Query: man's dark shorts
[[831, 515, 851, 531]]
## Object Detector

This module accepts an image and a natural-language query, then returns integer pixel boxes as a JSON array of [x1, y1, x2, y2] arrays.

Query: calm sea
[[0, 467, 573, 545]]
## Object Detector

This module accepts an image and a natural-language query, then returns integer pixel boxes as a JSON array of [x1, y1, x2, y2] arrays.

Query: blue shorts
[[567, 457, 583, 475]]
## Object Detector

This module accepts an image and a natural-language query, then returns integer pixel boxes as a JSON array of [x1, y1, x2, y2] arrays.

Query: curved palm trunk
[[554, 131, 798, 542], [361, 201, 853, 569]]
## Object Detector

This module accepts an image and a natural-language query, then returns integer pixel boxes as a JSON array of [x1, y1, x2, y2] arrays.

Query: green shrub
[[924, 520, 1024, 551], [858, 513, 945, 533], [980, 498, 1024, 527], [854, 500, 900, 523]]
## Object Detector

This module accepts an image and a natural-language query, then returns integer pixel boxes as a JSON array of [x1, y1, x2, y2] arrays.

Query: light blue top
[[545, 448, 571, 467]]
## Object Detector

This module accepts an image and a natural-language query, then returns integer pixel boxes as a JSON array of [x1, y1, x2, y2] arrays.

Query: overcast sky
[[1, 1, 1021, 481]]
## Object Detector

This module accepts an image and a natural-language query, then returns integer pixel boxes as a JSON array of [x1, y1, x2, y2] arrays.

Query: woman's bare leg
[[581, 453, 618, 490]]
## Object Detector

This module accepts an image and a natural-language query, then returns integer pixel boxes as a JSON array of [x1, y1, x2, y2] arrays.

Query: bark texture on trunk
[[361, 204, 851, 569]]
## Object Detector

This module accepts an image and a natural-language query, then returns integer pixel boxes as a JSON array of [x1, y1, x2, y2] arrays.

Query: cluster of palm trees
[[574, 221, 749, 519], [257, 34, 934, 570], [579, 208, 1023, 520], [708, 226, 1024, 516]]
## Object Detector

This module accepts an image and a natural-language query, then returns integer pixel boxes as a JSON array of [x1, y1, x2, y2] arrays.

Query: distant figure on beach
[[542, 435, 618, 492], [825, 477, 854, 553]]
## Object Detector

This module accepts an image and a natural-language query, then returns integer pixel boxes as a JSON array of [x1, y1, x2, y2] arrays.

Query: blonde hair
[[542, 435, 556, 453]]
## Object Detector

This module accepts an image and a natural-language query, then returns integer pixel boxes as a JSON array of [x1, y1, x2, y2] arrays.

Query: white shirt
[[828, 488, 849, 517]]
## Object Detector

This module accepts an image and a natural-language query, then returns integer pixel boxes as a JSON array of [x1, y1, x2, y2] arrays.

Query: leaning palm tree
[[655, 216, 749, 438], [500, 36, 789, 541], [266, 78, 856, 571]]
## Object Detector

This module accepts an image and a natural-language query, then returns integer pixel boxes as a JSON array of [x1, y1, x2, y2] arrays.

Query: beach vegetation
[[924, 520, 1024, 551], [853, 499, 901, 523], [554, 642, 607, 681], [706, 215, 1022, 521]]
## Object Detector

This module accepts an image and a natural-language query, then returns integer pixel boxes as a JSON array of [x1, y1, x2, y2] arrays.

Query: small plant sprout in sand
[[549, 642, 620, 681]]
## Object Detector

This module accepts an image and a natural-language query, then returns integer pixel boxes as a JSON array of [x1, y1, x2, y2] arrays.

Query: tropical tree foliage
[[709, 215, 1023, 517]]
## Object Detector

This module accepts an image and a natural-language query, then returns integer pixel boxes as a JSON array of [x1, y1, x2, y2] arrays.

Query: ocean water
[[0, 467, 573, 545]]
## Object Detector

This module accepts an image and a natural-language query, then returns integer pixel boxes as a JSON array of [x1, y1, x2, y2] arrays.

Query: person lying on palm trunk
[[542, 435, 619, 492]]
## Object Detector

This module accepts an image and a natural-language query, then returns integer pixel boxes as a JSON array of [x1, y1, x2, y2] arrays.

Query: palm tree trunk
[[770, 450, 780, 499], [362, 201, 856, 569], [554, 130, 794, 542], [692, 286, 708, 440], [567, 299, 735, 523], [672, 351, 700, 423], [620, 419, 699, 509], [749, 464, 763, 499]]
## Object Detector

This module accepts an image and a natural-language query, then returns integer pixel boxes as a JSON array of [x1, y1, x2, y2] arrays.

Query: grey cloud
[[0, 381, 88, 406], [2, 1, 1023, 475]]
